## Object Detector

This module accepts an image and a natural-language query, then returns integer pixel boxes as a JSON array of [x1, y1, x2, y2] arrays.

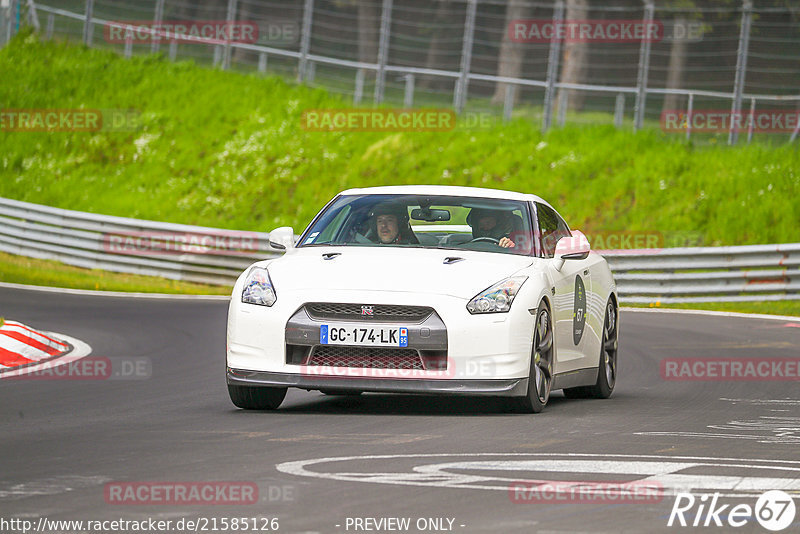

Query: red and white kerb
[[0, 321, 70, 369]]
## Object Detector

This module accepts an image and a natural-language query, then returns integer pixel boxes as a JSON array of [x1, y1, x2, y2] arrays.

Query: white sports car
[[226, 185, 618, 413]]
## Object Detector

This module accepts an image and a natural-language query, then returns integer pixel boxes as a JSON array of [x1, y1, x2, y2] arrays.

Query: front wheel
[[564, 297, 618, 399], [228, 384, 287, 410], [512, 301, 554, 413]]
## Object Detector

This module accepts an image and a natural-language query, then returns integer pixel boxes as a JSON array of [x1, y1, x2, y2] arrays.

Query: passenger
[[467, 208, 516, 248]]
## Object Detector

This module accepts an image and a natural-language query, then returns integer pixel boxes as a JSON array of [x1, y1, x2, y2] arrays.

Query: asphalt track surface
[[1, 285, 799, 533]]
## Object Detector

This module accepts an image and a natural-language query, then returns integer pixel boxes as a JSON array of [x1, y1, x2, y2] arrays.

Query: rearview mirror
[[410, 208, 451, 222], [553, 230, 590, 271], [268, 226, 295, 250]]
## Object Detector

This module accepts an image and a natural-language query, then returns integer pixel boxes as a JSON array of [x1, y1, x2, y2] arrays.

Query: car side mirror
[[268, 226, 295, 250], [553, 230, 590, 271]]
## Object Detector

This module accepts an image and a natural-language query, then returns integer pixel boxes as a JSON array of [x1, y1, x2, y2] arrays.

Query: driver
[[467, 208, 516, 248], [368, 202, 419, 245]]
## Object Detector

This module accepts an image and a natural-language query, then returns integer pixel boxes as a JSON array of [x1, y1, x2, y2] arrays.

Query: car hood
[[263, 246, 534, 300]]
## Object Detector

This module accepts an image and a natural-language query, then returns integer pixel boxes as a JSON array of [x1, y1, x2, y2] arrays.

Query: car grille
[[305, 303, 433, 323], [307, 346, 424, 370]]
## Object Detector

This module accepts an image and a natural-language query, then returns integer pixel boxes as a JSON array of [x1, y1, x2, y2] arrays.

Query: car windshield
[[298, 194, 534, 256]]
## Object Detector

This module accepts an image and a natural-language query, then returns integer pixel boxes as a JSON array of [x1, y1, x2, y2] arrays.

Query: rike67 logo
[[669, 490, 796, 531]]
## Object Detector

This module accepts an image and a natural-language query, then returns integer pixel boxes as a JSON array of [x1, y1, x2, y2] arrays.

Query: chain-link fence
[[2, 0, 799, 144]]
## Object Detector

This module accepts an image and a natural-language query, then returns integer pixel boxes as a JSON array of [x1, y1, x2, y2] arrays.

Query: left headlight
[[466, 276, 528, 314], [241, 267, 276, 306]]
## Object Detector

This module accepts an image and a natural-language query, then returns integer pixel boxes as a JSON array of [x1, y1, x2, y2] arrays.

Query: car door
[[535, 203, 592, 373]]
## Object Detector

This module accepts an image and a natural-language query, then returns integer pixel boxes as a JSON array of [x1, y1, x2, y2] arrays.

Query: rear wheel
[[563, 297, 618, 399], [513, 301, 554, 413], [228, 384, 287, 410]]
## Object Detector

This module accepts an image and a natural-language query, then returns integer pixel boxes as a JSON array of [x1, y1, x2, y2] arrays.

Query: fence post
[[26, 0, 39, 31], [542, 0, 564, 133], [403, 74, 415, 107], [168, 40, 177, 60], [297, 0, 314, 82], [454, 0, 477, 113], [373, 0, 392, 104], [82, 0, 94, 46], [728, 0, 752, 146], [614, 93, 625, 128], [746, 97, 755, 143], [0, 0, 9, 46], [258, 52, 267, 73], [306, 60, 316, 82], [354, 69, 365, 105], [45, 12, 54, 39], [685, 92, 693, 141], [633, 0, 654, 131], [503, 84, 516, 122], [557, 91, 567, 126], [222, 0, 237, 70], [213, 45, 222, 67], [151, 0, 165, 54], [790, 103, 800, 143]]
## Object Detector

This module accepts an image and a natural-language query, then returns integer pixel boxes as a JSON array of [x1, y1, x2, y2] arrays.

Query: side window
[[535, 203, 571, 258]]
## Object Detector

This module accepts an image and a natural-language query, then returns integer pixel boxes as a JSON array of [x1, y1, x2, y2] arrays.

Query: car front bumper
[[227, 367, 529, 396]]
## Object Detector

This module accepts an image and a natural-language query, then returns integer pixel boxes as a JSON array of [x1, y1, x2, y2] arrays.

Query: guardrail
[[1, 197, 798, 302], [605, 244, 800, 303], [0, 197, 280, 286]]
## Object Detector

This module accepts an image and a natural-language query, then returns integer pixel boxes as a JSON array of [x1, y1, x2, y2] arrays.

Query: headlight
[[241, 267, 276, 306], [466, 276, 528, 314]]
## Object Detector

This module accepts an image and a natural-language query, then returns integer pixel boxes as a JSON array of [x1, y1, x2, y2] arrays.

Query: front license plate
[[320, 325, 408, 347]]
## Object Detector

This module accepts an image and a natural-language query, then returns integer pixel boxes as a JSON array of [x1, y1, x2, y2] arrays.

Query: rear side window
[[535, 203, 571, 258]]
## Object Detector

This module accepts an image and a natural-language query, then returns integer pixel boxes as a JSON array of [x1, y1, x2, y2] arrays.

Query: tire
[[563, 297, 618, 399], [512, 301, 554, 413], [228, 384, 287, 410], [320, 390, 363, 396]]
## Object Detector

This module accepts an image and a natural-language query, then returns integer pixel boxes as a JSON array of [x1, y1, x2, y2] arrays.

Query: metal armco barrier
[[0, 197, 280, 286], [1, 197, 798, 302], [605, 244, 800, 303]]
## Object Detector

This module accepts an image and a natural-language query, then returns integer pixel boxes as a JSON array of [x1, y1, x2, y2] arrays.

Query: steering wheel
[[468, 237, 500, 245]]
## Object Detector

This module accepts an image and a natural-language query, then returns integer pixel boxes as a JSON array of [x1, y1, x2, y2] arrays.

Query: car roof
[[339, 185, 555, 209]]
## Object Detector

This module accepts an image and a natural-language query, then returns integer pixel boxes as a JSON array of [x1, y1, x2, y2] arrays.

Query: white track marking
[[0, 475, 111, 500], [276, 453, 800, 498]]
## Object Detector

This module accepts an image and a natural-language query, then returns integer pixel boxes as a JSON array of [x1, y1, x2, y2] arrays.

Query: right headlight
[[466, 276, 528, 314], [241, 267, 276, 306]]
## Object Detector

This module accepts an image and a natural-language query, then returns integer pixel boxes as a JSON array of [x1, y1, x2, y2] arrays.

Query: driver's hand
[[498, 237, 515, 248]]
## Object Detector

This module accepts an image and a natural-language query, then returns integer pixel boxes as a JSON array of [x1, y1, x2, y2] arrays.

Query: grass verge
[[0, 251, 231, 295]]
